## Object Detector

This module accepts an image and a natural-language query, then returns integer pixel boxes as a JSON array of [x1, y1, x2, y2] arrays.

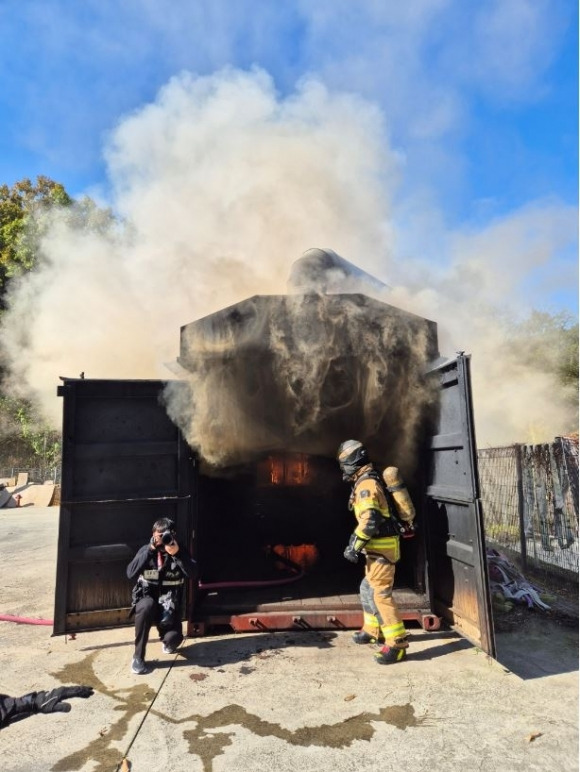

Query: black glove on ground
[[35, 685, 94, 714]]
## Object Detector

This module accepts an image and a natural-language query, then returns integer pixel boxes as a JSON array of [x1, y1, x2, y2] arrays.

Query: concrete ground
[[0, 507, 578, 772]]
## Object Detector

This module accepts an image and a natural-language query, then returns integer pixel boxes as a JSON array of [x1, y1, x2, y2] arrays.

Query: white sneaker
[[162, 643, 176, 655], [131, 656, 148, 674]]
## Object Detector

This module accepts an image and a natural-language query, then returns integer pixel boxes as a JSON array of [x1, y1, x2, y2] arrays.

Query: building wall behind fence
[[477, 436, 579, 579]]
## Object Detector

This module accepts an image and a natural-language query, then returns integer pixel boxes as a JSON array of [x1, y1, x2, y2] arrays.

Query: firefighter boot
[[352, 630, 380, 645], [374, 645, 407, 665]]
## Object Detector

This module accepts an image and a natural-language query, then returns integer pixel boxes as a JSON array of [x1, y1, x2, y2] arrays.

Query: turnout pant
[[359, 576, 383, 637], [133, 596, 183, 660], [362, 553, 408, 647]]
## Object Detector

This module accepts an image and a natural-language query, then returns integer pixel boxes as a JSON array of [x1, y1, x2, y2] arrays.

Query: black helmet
[[337, 439, 368, 481]]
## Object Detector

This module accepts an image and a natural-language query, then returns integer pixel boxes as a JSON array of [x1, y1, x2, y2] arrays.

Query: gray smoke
[[0, 67, 575, 458], [164, 292, 438, 477]]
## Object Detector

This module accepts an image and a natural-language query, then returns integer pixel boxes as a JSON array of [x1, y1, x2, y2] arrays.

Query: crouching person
[[127, 517, 196, 675]]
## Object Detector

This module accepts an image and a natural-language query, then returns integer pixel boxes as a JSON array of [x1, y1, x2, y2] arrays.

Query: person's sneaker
[[131, 656, 149, 674], [162, 643, 176, 655], [352, 630, 379, 645], [374, 646, 407, 665]]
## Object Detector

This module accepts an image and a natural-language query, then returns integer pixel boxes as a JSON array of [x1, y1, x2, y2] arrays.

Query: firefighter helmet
[[337, 439, 369, 481]]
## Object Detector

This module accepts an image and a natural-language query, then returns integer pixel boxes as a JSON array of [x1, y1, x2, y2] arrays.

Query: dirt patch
[[493, 602, 577, 634]]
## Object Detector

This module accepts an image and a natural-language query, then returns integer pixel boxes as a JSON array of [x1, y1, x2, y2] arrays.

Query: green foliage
[[506, 309, 579, 436], [0, 395, 61, 467], [0, 176, 117, 471], [0, 176, 115, 309], [0, 176, 72, 294], [512, 310, 579, 393]]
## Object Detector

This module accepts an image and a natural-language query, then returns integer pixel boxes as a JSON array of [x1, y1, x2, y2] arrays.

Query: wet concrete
[[0, 507, 578, 772]]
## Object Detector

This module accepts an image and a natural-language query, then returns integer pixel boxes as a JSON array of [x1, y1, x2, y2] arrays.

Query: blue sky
[[2, 3, 577, 212], [0, 1, 576, 304], [1, 3, 577, 291], [0, 1, 577, 442]]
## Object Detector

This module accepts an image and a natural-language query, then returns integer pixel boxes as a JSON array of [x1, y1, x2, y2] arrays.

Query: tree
[[510, 309, 579, 428], [0, 395, 61, 470], [0, 176, 73, 306], [513, 310, 578, 386], [0, 175, 114, 309], [0, 176, 115, 471]]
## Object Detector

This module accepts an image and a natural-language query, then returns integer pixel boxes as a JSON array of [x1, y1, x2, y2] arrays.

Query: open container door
[[424, 354, 495, 656], [53, 378, 195, 635]]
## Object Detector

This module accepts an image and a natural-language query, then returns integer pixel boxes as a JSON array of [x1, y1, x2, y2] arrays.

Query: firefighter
[[0, 686, 94, 728], [337, 440, 416, 665], [127, 517, 196, 675]]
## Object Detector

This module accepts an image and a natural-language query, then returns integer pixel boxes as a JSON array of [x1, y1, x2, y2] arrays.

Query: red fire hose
[[1, 551, 305, 624], [197, 547, 305, 591], [0, 614, 53, 626], [197, 571, 304, 591]]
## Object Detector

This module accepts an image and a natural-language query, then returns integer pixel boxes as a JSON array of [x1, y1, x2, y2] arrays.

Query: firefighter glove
[[343, 533, 368, 563], [399, 521, 417, 539], [35, 686, 94, 714]]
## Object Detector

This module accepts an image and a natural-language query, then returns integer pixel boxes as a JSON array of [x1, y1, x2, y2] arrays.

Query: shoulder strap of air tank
[[356, 469, 393, 508], [356, 468, 382, 485], [357, 468, 402, 524]]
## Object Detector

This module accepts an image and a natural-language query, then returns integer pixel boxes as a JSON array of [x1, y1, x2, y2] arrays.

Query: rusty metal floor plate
[[189, 577, 434, 635]]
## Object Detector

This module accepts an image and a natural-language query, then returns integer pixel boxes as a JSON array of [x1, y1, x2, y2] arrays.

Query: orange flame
[[257, 453, 313, 486], [271, 544, 319, 570]]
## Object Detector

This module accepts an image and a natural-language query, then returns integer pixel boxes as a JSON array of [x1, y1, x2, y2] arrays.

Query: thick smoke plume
[[168, 292, 437, 475], [1, 69, 395, 426], [388, 200, 578, 446], [0, 67, 576, 464]]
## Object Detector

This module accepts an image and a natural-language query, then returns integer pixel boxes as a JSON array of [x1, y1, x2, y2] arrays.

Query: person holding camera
[[127, 517, 196, 675]]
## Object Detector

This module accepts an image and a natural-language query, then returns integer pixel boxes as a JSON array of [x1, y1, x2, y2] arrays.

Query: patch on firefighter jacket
[[143, 569, 159, 581]]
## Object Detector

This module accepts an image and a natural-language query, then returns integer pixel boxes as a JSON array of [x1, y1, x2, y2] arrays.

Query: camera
[[161, 530, 175, 545]]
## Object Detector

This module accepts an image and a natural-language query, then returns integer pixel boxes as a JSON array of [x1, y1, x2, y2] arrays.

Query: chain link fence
[[478, 436, 579, 580], [0, 466, 61, 485]]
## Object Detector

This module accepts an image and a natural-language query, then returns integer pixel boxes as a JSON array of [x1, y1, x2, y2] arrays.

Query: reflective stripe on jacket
[[141, 568, 185, 588]]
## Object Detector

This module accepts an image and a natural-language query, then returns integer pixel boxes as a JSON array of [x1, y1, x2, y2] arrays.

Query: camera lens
[[161, 531, 174, 545]]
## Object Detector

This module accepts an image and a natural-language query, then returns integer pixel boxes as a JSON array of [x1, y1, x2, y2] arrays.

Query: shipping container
[[53, 289, 495, 656]]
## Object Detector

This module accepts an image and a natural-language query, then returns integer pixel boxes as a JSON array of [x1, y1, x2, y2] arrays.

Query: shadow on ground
[[179, 630, 336, 667], [494, 613, 578, 679]]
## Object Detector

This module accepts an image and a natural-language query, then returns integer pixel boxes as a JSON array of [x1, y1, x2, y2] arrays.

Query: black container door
[[53, 379, 195, 635], [424, 354, 495, 656]]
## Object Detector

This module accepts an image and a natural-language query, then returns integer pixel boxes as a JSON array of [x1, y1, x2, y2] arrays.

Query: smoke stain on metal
[[175, 292, 439, 469], [47, 652, 432, 772]]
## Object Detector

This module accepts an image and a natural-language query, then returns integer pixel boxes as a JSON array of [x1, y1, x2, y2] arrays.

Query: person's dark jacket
[[126, 543, 196, 584], [127, 542, 196, 620]]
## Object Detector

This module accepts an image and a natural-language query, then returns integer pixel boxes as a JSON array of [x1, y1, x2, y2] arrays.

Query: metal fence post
[[515, 443, 527, 570]]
